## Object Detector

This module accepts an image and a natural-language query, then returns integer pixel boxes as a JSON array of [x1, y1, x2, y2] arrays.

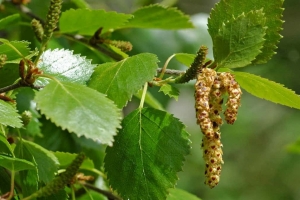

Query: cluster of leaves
[[0, 0, 298, 200]]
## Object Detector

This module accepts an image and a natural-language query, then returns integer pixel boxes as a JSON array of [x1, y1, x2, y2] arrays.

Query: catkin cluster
[[195, 68, 242, 188]]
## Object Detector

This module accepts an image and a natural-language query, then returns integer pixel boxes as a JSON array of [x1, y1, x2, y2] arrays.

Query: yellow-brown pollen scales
[[195, 68, 242, 188]]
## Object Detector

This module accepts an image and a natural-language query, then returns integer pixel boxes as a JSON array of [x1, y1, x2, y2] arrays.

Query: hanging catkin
[[195, 68, 242, 188], [219, 72, 242, 124]]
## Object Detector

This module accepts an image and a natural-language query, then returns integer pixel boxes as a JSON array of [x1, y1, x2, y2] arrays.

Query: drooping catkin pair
[[195, 68, 242, 188]]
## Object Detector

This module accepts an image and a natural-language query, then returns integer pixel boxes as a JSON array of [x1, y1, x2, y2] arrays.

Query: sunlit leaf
[[213, 10, 266, 68], [38, 49, 96, 85], [88, 53, 158, 108], [35, 81, 121, 146], [0, 100, 23, 128], [208, 0, 284, 64], [159, 84, 180, 100], [105, 107, 190, 200], [233, 71, 300, 109], [124, 4, 193, 29], [60, 9, 132, 35]]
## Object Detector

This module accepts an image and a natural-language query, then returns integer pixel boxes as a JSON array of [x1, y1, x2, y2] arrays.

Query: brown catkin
[[202, 75, 225, 188], [219, 72, 242, 124], [195, 68, 217, 138], [195, 69, 242, 188]]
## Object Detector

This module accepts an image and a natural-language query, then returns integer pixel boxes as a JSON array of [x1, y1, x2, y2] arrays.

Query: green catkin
[[219, 72, 242, 124], [175, 46, 208, 83], [42, 0, 62, 44], [0, 54, 7, 68], [31, 19, 44, 42], [105, 40, 133, 52], [21, 111, 32, 126], [24, 153, 85, 199]]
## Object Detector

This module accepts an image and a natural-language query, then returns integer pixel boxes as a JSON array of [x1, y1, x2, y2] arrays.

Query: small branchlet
[[175, 45, 209, 83]]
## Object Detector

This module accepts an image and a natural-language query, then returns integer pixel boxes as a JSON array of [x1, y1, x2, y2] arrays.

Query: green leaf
[[54, 152, 94, 170], [208, 0, 284, 64], [0, 14, 20, 31], [124, 4, 194, 29], [59, 9, 132, 35], [88, 53, 159, 108], [174, 53, 195, 67], [0, 134, 13, 155], [19, 169, 39, 197], [0, 167, 11, 195], [15, 143, 39, 197], [0, 39, 32, 62], [159, 84, 180, 100], [34, 81, 121, 146], [232, 71, 300, 109], [0, 155, 35, 171], [37, 49, 96, 85], [22, 139, 59, 183], [135, 90, 164, 111], [0, 100, 23, 128], [105, 107, 190, 200], [77, 190, 107, 200], [213, 10, 266, 68], [167, 188, 201, 200], [70, 0, 90, 9], [0, 64, 19, 88]]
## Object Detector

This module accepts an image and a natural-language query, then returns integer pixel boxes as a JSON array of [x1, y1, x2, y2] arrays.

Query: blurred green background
[[2, 0, 300, 199]]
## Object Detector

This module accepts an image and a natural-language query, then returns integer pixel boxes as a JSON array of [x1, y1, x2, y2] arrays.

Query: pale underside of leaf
[[123, 4, 194, 29], [208, 0, 284, 64], [38, 49, 96, 85], [34, 81, 121, 146], [88, 53, 159, 108], [233, 71, 300, 109], [213, 10, 266, 68], [105, 108, 190, 200]]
